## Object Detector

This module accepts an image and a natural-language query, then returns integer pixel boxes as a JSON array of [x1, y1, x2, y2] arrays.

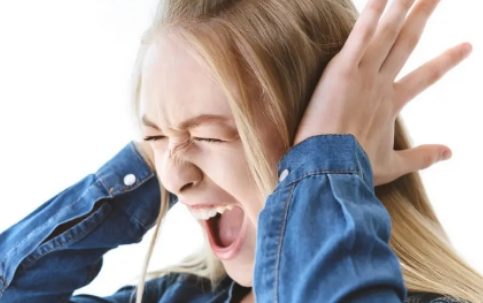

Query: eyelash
[[143, 136, 224, 144]]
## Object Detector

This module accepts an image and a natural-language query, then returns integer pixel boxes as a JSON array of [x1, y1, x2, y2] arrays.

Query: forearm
[[254, 135, 407, 303], [0, 143, 163, 302]]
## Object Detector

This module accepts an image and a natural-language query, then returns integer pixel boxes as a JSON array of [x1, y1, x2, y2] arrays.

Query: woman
[[0, 0, 481, 302]]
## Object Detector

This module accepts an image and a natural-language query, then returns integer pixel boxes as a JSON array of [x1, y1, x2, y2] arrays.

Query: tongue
[[217, 206, 244, 247]]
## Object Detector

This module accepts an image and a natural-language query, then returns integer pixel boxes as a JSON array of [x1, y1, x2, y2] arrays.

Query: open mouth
[[197, 205, 247, 260]]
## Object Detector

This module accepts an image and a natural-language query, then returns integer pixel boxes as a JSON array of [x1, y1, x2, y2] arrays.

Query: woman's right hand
[[294, 0, 472, 186]]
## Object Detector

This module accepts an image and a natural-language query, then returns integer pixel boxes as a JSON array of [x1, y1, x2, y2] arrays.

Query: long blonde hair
[[131, 1, 483, 302]]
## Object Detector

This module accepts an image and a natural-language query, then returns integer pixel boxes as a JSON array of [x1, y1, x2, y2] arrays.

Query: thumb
[[396, 144, 452, 176]]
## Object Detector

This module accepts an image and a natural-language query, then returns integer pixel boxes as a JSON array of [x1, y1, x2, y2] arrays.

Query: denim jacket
[[0, 135, 461, 303]]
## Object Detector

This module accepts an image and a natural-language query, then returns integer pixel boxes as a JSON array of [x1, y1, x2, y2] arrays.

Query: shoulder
[[145, 272, 216, 293], [104, 273, 228, 302], [406, 292, 467, 303]]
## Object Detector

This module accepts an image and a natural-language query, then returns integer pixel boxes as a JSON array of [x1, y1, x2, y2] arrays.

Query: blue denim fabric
[[254, 135, 405, 302], [0, 137, 461, 303]]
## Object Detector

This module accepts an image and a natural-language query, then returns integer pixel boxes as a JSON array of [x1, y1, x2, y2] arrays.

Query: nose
[[159, 152, 203, 196]]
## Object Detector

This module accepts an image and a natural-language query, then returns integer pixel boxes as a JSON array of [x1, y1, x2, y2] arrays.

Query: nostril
[[180, 182, 194, 192]]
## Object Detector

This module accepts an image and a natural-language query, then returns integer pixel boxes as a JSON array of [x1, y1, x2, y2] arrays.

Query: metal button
[[124, 174, 136, 186], [279, 169, 289, 182]]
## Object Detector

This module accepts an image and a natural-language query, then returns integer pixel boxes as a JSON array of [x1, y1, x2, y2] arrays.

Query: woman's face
[[140, 35, 284, 286]]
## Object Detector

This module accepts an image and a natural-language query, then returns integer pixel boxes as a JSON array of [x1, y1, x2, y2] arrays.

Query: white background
[[0, 0, 482, 297]]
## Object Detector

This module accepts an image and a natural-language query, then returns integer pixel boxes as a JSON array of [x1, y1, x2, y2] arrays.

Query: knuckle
[[337, 65, 356, 80], [383, 25, 398, 39], [359, 19, 378, 42], [369, 1, 386, 14], [399, 0, 414, 11], [418, 3, 433, 16], [421, 154, 435, 169], [361, 27, 374, 42], [427, 68, 443, 84]]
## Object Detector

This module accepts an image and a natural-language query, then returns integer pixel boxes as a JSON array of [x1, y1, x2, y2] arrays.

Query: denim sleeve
[[0, 143, 166, 303], [70, 277, 170, 303], [254, 135, 407, 303]]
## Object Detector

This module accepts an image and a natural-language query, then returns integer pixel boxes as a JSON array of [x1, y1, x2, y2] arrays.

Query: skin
[[137, 0, 470, 301], [139, 34, 284, 287]]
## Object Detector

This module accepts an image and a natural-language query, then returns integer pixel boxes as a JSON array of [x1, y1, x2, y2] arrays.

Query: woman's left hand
[[294, 0, 472, 186]]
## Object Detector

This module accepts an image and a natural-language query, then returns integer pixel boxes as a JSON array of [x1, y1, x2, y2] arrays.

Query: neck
[[239, 290, 255, 303]]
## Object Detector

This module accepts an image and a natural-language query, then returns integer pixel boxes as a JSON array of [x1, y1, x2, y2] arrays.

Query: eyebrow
[[141, 115, 161, 130], [141, 114, 230, 131]]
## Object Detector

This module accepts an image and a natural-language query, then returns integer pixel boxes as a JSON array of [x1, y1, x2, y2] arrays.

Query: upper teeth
[[190, 204, 234, 221]]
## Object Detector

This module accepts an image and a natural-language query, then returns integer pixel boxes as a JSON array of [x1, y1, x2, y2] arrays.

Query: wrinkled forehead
[[139, 35, 234, 130]]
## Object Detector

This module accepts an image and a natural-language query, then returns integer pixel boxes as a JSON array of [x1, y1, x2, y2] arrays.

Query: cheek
[[198, 143, 255, 196], [196, 143, 266, 225], [152, 146, 168, 173]]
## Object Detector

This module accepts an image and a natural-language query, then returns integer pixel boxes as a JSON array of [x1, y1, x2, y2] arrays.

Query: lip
[[180, 200, 231, 209], [186, 204, 232, 211], [202, 212, 248, 260]]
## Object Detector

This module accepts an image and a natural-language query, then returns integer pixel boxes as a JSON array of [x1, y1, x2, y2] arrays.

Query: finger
[[395, 144, 452, 176], [381, 0, 441, 76], [361, 0, 417, 70], [394, 43, 472, 111], [341, 0, 389, 64]]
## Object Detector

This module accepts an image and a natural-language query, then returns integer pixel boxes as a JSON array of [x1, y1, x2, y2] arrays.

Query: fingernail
[[463, 43, 473, 56], [442, 150, 452, 161]]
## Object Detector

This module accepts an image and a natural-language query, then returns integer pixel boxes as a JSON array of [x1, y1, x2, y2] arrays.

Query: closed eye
[[192, 137, 224, 143], [143, 135, 166, 142], [143, 136, 224, 143]]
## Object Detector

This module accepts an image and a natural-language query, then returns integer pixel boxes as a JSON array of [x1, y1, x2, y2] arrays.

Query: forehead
[[139, 35, 233, 129]]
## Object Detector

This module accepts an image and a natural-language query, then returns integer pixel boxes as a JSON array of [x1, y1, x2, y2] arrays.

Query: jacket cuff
[[96, 142, 156, 197], [276, 135, 374, 190]]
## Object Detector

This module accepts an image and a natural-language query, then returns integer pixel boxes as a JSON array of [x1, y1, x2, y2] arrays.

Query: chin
[[223, 260, 254, 287]]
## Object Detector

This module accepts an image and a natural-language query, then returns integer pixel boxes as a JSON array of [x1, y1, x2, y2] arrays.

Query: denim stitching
[[96, 170, 155, 230], [0, 181, 101, 271], [130, 143, 156, 174], [119, 174, 152, 194], [96, 174, 114, 199], [119, 177, 157, 230], [95, 168, 152, 196], [96, 142, 155, 197], [19, 204, 109, 269], [122, 208, 154, 231], [0, 275, 6, 297], [274, 184, 295, 303], [274, 169, 358, 193], [276, 134, 357, 166]]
